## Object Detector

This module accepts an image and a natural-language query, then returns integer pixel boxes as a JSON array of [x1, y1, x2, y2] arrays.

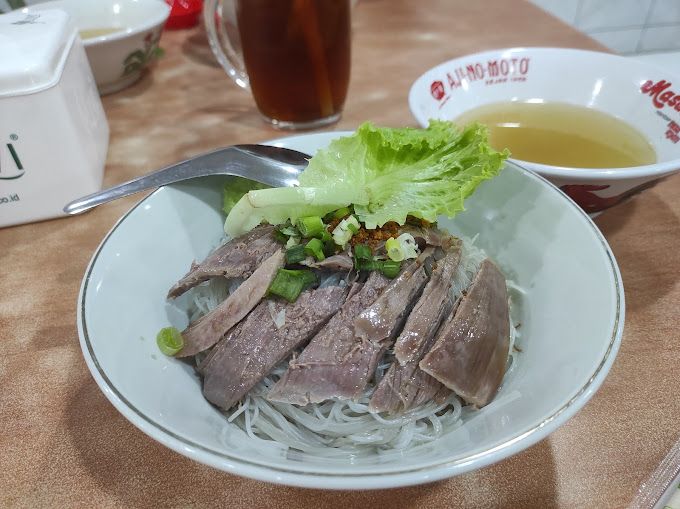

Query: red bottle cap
[[165, 0, 203, 30]]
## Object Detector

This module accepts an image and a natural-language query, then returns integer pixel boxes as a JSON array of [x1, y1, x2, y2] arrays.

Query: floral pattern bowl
[[409, 48, 680, 214], [27, 0, 170, 95]]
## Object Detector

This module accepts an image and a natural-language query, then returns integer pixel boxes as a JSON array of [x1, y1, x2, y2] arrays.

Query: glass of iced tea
[[204, 0, 352, 130]]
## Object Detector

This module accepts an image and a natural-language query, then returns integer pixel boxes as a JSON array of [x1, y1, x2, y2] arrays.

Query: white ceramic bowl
[[78, 132, 624, 489], [27, 0, 170, 94], [409, 47, 680, 213]]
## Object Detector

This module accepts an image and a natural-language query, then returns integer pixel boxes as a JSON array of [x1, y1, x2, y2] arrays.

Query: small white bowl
[[77, 131, 623, 489], [409, 47, 680, 213], [27, 0, 170, 95]]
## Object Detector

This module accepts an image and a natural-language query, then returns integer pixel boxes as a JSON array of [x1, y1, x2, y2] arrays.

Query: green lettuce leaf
[[224, 120, 508, 236], [222, 176, 269, 215]]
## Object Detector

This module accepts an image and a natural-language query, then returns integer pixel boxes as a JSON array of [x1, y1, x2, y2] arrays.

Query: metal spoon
[[63, 144, 310, 215]]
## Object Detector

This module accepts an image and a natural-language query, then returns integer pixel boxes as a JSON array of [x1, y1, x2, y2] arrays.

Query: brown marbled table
[[2, 1, 679, 507]]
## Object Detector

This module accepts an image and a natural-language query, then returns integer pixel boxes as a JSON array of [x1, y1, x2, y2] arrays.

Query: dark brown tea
[[236, 0, 351, 127]]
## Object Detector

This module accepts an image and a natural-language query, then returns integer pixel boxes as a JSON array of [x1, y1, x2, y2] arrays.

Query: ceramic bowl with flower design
[[27, 0, 170, 95], [409, 48, 680, 214]]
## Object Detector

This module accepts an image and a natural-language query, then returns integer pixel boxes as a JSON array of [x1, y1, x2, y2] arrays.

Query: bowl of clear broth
[[27, 0, 170, 95], [408, 47, 680, 213]]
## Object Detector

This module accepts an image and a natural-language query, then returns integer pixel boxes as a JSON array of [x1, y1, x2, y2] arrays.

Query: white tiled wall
[[530, 0, 680, 54]]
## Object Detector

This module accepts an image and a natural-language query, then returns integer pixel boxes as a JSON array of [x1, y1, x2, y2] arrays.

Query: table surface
[[2, 0, 679, 507]]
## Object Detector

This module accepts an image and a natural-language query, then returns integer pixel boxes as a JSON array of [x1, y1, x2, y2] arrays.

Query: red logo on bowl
[[640, 79, 680, 110], [640, 80, 680, 143], [668, 120, 680, 143], [446, 57, 530, 90], [430, 80, 445, 101]]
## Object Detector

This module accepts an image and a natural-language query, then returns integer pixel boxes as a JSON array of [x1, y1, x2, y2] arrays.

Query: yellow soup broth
[[79, 27, 122, 39], [455, 102, 656, 168]]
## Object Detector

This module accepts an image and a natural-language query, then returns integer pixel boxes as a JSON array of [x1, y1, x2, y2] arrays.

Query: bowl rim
[[510, 157, 680, 181], [25, 0, 171, 46], [408, 46, 680, 181], [76, 134, 625, 489]]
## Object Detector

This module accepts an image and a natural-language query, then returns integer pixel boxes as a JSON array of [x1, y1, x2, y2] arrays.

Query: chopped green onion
[[320, 230, 332, 243], [297, 216, 325, 238], [273, 229, 288, 244], [325, 206, 352, 221], [156, 327, 184, 356], [304, 238, 325, 261], [333, 227, 352, 247], [355, 258, 382, 272], [332, 215, 360, 247], [353, 244, 372, 261], [285, 236, 300, 248], [386, 233, 419, 262], [380, 260, 402, 278], [279, 225, 299, 236], [398, 233, 419, 259], [385, 237, 404, 261], [353, 257, 401, 278], [323, 238, 337, 256], [268, 269, 318, 302], [298, 270, 318, 287], [285, 244, 306, 264]]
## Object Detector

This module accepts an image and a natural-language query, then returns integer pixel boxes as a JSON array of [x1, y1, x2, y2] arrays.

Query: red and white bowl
[[409, 47, 680, 213]]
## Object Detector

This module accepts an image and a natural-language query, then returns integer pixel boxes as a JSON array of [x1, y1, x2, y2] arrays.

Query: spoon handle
[[63, 147, 245, 215], [62, 145, 306, 215]]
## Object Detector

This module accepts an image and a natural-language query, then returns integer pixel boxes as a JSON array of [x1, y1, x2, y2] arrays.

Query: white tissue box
[[0, 8, 109, 228]]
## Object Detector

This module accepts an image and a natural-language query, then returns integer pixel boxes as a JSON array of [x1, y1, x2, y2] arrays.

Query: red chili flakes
[[350, 221, 399, 248]]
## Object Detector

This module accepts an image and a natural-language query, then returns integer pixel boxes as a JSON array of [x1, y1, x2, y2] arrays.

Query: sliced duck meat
[[371, 297, 462, 414], [369, 359, 444, 414], [393, 243, 462, 365], [300, 252, 354, 272], [370, 246, 463, 413], [176, 249, 285, 358], [398, 225, 456, 250], [419, 259, 510, 408], [266, 271, 390, 405], [195, 321, 245, 375], [202, 285, 349, 410], [168, 224, 279, 298], [353, 253, 432, 343]]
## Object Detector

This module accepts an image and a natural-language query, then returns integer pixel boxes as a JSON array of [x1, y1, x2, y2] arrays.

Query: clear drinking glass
[[204, 0, 352, 130]]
